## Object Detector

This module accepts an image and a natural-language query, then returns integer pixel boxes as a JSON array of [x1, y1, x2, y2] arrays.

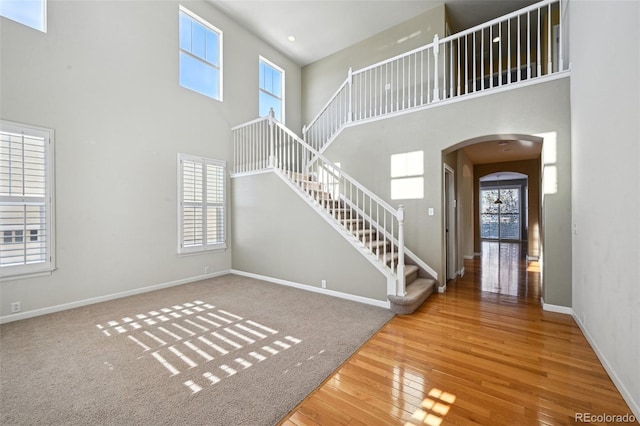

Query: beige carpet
[[0, 274, 393, 425]]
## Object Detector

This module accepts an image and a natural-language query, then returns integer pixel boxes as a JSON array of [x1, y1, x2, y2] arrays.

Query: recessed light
[[287, 35, 296, 42], [493, 36, 500, 43]]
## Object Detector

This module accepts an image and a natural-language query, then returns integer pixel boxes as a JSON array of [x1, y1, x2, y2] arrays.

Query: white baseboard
[[571, 312, 640, 419], [458, 267, 465, 277], [437, 283, 447, 293], [474, 252, 481, 257], [541, 299, 573, 315], [527, 255, 540, 261], [0, 270, 231, 324], [463, 255, 475, 260], [230, 269, 390, 309]]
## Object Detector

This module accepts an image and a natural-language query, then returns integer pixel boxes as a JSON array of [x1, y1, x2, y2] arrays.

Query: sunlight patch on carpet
[[96, 300, 303, 394]]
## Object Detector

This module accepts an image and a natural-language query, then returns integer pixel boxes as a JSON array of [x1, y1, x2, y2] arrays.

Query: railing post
[[302, 124, 307, 142], [268, 108, 275, 168], [347, 67, 353, 122], [432, 34, 440, 102], [397, 205, 406, 296]]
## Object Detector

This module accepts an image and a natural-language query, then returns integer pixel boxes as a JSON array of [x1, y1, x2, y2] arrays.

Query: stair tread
[[406, 278, 436, 294]]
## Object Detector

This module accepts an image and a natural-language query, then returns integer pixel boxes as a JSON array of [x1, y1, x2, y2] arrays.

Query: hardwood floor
[[280, 242, 635, 425]]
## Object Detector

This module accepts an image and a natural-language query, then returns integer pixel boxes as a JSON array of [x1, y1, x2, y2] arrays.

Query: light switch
[[428, 208, 434, 216]]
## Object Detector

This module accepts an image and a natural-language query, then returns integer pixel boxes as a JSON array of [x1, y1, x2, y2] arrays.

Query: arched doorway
[[442, 134, 543, 294]]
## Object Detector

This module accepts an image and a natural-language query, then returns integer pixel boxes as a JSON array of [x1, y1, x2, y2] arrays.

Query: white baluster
[[489, 25, 493, 88], [465, 34, 469, 94], [547, 3, 552, 74], [397, 205, 406, 297], [420, 50, 424, 105], [559, 0, 563, 71], [432, 34, 440, 101], [499, 23, 502, 86], [481, 29, 484, 90], [527, 11, 531, 79], [449, 40, 454, 98], [268, 108, 275, 168], [508, 19, 511, 84], [457, 38, 461, 96]]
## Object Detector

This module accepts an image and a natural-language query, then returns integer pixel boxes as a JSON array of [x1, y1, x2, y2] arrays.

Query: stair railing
[[303, 0, 567, 153], [233, 110, 406, 297]]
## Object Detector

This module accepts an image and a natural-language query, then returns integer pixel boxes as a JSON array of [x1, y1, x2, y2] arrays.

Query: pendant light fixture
[[494, 174, 503, 204]]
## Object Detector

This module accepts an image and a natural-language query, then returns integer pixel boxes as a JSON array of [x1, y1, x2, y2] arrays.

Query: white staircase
[[232, 112, 436, 313]]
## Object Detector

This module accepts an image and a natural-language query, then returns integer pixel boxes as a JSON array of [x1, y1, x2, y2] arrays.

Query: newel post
[[347, 67, 353, 122], [397, 205, 406, 296], [432, 34, 440, 102], [268, 108, 275, 168]]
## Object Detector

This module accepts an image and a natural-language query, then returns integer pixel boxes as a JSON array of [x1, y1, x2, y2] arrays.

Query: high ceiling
[[210, 0, 538, 66]]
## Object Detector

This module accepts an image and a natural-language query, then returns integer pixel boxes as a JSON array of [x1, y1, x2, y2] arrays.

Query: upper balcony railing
[[303, 0, 568, 153]]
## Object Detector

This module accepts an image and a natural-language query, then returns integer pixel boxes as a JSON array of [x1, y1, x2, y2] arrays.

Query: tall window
[[480, 186, 521, 240], [0, 121, 55, 277], [178, 154, 226, 254], [179, 6, 222, 101], [259, 57, 284, 122], [0, 0, 46, 32], [390, 151, 424, 200]]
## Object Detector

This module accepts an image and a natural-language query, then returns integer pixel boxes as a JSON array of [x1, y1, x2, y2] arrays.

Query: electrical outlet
[[321, 280, 327, 289], [204, 266, 210, 274], [11, 302, 21, 313]]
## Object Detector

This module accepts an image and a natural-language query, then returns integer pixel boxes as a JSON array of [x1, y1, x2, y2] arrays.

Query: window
[[178, 154, 226, 254], [0, 0, 46, 32], [259, 57, 284, 122], [179, 6, 222, 101], [1, 120, 55, 278], [390, 151, 424, 200], [480, 186, 521, 240]]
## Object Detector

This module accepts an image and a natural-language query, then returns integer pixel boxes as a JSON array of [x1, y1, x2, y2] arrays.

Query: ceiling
[[462, 139, 542, 165], [210, 0, 538, 66]]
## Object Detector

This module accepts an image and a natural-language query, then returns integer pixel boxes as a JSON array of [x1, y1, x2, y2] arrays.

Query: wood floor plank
[[278, 242, 634, 425]]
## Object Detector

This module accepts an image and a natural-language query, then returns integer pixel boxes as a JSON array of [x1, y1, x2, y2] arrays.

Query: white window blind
[[0, 121, 55, 277], [178, 154, 226, 254]]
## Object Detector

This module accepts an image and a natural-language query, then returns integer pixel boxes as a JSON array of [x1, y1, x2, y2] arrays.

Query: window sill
[[178, 245, 228, 257], [0, 267, 55, 283]]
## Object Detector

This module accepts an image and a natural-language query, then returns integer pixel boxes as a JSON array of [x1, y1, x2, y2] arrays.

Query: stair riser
[[405, 269, 418, 285]]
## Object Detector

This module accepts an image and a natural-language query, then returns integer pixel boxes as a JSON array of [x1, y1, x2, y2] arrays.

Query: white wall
[[570, 0, 640, 415], [0, 0, 301, 319], [231, 172, 388, 302]]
